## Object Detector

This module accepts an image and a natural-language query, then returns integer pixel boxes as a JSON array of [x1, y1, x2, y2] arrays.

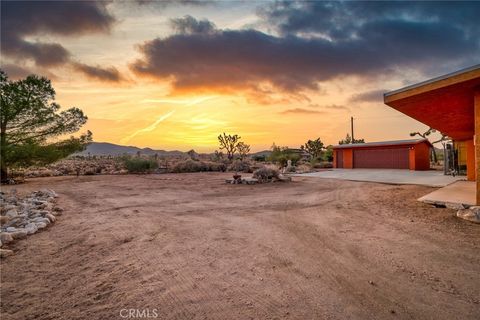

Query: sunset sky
[[1, 1, 479, 152]]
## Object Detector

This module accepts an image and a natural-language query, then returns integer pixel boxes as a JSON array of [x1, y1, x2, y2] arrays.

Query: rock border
[[1, 189, 62, 258]]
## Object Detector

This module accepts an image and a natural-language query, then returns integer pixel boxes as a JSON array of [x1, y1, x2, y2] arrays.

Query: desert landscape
[[1, 173, 479, 319], [2, 1, 480, 319]]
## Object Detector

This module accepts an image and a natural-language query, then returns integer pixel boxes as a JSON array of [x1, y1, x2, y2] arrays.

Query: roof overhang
[[384, 65, 480, 140]]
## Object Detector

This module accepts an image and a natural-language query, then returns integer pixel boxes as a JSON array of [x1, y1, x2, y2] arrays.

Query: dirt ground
[[1, 173, 479, 320]]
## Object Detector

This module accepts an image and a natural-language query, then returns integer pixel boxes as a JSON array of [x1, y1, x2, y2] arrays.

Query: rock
[[446, 202, 467, 210], [243, 178, 259, 185], [5, 209, 18, 218], [36, 222, 47, 229], [0, 249, 14, 258], [456, 208, 480, 224], [4, 204, 17, 211], [45, 213, 56, 223], [5, 227, 16, 232], [25, 223, 38, 234], [0, 215, 10, 225], [0, 239, 2, 247], [4, 216, 23, 228], [32, 217, 50, 225], [10, 230, 28, 239], [0, 232, 14, 244], [278, 174, 292, 182]]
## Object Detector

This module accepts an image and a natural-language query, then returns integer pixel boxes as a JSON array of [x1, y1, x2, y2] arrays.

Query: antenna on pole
[[351, 116, 355, 143]]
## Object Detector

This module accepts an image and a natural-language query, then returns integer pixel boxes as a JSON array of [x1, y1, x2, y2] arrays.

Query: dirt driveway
[[1, 173, 479, 320]]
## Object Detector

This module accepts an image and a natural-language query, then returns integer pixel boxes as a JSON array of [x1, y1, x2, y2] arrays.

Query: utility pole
[[351, 116, 355, 143]]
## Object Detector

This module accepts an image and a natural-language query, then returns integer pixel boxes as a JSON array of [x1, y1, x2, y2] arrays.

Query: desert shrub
[[268, 144, 301, 166], [312, 161, 333, 169], [172, 159, 206, 173], [296, 163, 313, 173], [252, 154, 266, 162], [228, 160, 251, 172], [253, 166, 280, 182], [206, 162, 227, 172], [171, 160, 226, 173], [124, 158, 158, 173]]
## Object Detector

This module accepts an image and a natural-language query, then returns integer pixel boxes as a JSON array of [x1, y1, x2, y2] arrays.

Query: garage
[[353, 148, 409, 169], [333, 139, 432, 170]]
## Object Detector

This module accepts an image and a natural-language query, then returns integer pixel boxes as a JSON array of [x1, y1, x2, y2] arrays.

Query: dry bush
[[228, 160, 251, 172], [253, 166, 280, 182], [296, 163, 313, 173], [171, 159, 226, 173], [312, 161, 333, 169]]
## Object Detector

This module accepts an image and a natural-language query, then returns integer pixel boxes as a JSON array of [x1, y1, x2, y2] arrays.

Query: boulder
[[10, 230, 28, 240], [0, 215, 10, 225], [5, 227, 16, 232], [456, 207, 480, 224], [0, 232, 14, 244], [0, 249, 14, 258], [45, 213, 56, 223], [5, 209, 18, 218], [36, 222, 47, 229], [25, 223, 38, 234]]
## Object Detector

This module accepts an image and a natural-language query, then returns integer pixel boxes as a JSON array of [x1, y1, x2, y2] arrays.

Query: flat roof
[[384, 64, 480, 103], [332, 138, 432, 149]]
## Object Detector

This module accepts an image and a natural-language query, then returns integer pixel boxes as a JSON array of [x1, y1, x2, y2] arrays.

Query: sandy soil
[[1, 173, 479, 320]]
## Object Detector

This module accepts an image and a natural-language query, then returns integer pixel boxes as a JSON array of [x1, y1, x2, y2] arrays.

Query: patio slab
[[418, 181, 475, 207], [293, 168, 464, 187]]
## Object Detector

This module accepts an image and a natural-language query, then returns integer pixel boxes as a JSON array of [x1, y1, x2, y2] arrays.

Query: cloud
[[349, 90, 386, 103], [1, 64, 33, 80], [130, 6, 479, 100], [121, 110, 175, 143], [259, 1, 480, 42], [72, 62, 123, 82], [279, 108, 325, 115], [170, 15, 217, 35], [1, 1, 115, 67]]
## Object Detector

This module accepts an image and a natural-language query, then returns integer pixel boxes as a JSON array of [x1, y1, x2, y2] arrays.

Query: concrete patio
[[294, 169, 464, 187], [418, 181, 475, 207]]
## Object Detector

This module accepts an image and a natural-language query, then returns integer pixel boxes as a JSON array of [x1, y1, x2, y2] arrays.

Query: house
[[383, 64, 480, 204], [332, 139, 432, 170]]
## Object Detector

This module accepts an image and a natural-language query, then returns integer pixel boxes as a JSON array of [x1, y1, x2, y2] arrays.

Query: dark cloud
[[1, 1, 115, 66], [72, 63, 123, 82], [170, 15, 217, 35], [135, 0, 211, 6], [349, 89, 386, 103], [259, 1, 480, 42], [279, 108, 325, 115], [0, 64, 32, 80], [131, 7, 479, 97]]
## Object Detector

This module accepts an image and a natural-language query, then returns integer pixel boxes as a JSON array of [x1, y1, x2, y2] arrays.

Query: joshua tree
[[301, 138, 324, 160], [218, 132, 241, 160], [237, 142, 251, 160]]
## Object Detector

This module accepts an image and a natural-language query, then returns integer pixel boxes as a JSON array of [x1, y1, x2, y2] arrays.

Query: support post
[[475, 89, 480, 205], [351, 117, 354, 142]]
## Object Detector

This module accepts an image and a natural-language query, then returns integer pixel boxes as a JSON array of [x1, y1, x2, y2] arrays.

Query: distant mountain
[[75, 142, 185, 157], [250, 150, 272, 157]]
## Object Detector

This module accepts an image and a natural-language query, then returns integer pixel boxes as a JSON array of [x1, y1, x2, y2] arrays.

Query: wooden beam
[[475, 89, 480, 205]]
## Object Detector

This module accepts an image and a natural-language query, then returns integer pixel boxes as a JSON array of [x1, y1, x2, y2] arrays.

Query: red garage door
[[353, 148, 409, 169], [336, 150, 343, 168]]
